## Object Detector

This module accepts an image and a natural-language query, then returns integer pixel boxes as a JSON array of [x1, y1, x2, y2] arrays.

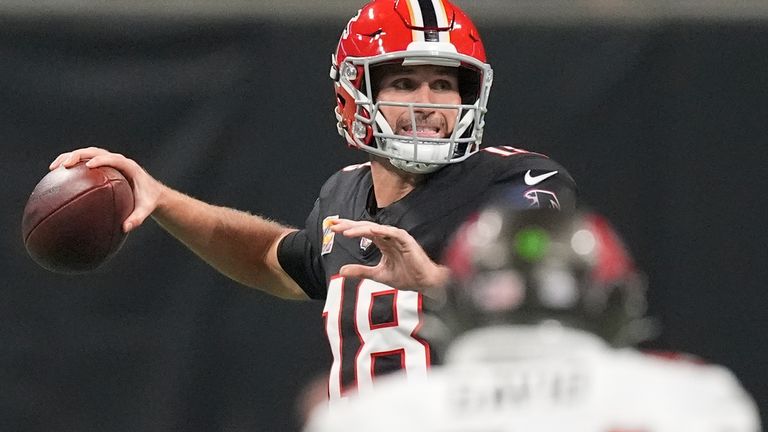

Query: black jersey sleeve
[[276, 199, 326, 300]]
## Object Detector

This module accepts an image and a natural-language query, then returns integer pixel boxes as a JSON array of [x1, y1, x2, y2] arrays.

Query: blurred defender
[[305, 208, 760, 431]]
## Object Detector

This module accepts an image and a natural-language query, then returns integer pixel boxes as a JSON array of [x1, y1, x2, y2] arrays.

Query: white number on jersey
[[323, 276, 429, 400]]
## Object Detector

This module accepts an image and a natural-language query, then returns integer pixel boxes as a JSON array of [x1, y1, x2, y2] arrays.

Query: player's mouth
[[400, 124, 443, 138]]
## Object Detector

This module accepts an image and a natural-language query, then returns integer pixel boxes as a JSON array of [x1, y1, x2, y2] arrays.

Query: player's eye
[[390, 78, 415, 90], [431, 78, 457, 92]]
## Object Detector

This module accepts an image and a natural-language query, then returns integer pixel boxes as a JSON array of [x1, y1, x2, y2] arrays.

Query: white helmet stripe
[[407, 0, 451, 43], [430, 0, 451, 41], [407, 0, 425, 42]]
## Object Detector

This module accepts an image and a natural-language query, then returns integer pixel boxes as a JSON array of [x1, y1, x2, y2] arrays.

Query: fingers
[[49, 147, 110, 170], [51, 149, 141, 188], [331, 219, 414, 256], [332, 218, 445, 293], [364, 225, 413, 252], [121, 170, 163, 233], [123, 205, 153, 233], [83, 153, 134, 175], [328, 218, 366, 233], [339, 264, 377, 280], [49, 148, 160, 234], [331, 219, 406, 243]]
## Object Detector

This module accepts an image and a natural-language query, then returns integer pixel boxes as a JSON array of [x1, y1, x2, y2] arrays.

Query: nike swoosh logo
[[524, 170, 558, 186]]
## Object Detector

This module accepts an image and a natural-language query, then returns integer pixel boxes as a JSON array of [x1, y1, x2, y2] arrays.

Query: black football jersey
[[278, 146, 576, 399]]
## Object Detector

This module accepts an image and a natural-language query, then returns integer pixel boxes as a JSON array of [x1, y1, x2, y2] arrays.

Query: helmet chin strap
[[388, 153, 443, 174]]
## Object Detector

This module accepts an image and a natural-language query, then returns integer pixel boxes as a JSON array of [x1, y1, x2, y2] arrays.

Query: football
[[21, 161, 135, 274]]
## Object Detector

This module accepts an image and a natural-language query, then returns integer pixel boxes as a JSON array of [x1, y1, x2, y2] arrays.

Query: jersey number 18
[[323, 276, 430, 399]]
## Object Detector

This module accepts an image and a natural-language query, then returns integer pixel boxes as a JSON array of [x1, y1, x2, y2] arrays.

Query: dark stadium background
[[1, 3, 766, 431]]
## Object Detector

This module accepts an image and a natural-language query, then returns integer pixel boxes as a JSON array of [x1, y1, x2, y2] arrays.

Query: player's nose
[[411, 83, 439, 108]]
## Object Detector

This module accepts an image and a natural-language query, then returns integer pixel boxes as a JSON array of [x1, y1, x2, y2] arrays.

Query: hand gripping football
[[21, 161, 135, 274]]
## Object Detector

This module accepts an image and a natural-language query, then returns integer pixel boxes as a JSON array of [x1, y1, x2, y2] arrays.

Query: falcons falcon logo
[[524, 189, 561, 210]]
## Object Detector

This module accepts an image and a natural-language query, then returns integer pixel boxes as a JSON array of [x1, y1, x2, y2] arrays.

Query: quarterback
[[49, 0, 577, 400]]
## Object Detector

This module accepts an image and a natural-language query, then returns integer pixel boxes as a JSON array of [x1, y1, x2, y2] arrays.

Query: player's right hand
[[49, 147, 164, 233]]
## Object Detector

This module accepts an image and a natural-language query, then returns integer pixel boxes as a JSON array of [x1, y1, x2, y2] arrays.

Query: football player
[[49, 0, 577, 401], [304, 207, 761, 431]]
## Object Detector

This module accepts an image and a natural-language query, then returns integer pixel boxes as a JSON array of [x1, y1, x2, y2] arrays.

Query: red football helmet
[[442, 208, 652, 347], [330, 0, 493, 173]]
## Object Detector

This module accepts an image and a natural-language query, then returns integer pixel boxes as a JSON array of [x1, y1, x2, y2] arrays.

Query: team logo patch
[[524, 189, 561, 210], [360, 237, 373, 251], [321, 215, 339, 255]]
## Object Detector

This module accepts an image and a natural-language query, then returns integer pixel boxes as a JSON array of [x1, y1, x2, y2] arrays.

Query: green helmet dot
[[514, 227, 549, 262]]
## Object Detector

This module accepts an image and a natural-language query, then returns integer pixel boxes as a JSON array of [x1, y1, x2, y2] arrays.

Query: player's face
[[375, 65, 461, 139]]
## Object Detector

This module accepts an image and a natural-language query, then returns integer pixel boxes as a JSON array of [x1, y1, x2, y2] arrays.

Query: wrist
[[422, 264, 451, 300]]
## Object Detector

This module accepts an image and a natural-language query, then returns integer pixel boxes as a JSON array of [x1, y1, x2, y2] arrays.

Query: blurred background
[[1, 0, 766, 430]]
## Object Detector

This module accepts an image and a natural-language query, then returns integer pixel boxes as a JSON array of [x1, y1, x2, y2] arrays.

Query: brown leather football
[[21, 161, 134, 274]]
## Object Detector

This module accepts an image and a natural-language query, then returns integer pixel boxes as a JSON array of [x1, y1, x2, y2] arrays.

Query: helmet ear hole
[[336, 94, 347, 108]]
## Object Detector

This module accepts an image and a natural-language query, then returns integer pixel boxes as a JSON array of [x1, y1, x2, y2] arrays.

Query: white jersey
[[304, 326, 761, 432]]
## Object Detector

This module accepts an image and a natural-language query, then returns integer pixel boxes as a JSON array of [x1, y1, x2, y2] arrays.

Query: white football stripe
[[431, 0, 450, 42], [408, 0, 425, 42]]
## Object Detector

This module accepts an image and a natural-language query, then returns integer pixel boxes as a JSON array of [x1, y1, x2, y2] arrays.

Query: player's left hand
[[330, 219, 450, 297]]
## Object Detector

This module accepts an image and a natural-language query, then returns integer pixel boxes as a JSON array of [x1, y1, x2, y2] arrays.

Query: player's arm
[[49, 147, 308, 300], [151, 189, 308, 300]]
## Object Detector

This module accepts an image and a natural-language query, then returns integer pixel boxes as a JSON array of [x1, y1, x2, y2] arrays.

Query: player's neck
[[369, 156, 425, 208]]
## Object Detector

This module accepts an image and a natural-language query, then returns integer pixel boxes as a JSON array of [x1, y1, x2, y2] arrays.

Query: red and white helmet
[[330, 0, 493, 174]]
